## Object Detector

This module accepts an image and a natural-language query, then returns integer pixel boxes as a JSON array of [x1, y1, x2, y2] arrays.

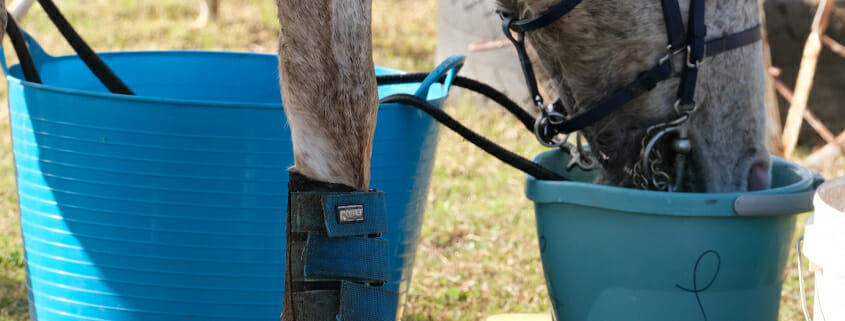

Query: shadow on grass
[[0, 269, 29, 321]]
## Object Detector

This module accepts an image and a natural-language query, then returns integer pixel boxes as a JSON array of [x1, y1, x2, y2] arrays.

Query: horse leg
[[194, 0, 219, 27], [276, 0, 379, 320], [277, 0, 377, 190], [208, 0, 218, 19]]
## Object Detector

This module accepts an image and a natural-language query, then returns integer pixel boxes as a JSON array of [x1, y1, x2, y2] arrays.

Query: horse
[[274, 0, 768, 319], [275, 0, 768, 194], [0, 0, 769, 319]]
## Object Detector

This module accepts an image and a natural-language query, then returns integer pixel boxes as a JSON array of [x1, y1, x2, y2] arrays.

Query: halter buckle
[[685, 45, 703, 68], [673, 99, 697, 115], [658, 46, 688, 76], [658, 46, 687, 67]]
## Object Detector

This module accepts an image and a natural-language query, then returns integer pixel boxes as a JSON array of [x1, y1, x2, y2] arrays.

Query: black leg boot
[[282, 171, 398, 321]]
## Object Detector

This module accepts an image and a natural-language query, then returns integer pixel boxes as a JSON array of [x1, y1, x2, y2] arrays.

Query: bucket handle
[[414, 55, 465, 99], [796, 236, 816, 321], [18, 29, 52, 64], [1, 26, 53, 75], [733, 173, 824, 216], [2, 2, 135, 95]]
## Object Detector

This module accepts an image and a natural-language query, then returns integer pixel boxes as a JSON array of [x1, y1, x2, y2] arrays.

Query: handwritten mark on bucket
[[539, 236, 547, 253], [675, 250, 721, 321]]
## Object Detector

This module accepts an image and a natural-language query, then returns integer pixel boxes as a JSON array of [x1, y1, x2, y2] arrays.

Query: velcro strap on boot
[[290, 191, 387, 237], [304, 234, 389, 283], [338, 281, 399, 321]]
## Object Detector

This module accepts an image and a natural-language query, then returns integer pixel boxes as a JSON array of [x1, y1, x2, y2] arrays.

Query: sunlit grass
[[405, 94, 551, 321]]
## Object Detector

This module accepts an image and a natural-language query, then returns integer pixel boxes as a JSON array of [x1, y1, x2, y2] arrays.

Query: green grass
[[0, 1, 826, 320]]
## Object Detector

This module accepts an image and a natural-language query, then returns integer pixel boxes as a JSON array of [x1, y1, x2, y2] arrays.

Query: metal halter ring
[[673, 99, 698, 115], [545, 110, 567, 125], [658, 46, 687, 67], [533, 94, 546, 113], [534, 115, 569, 147]]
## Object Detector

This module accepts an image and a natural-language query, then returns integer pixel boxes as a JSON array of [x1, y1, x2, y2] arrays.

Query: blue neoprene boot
[[282, 171, 398, 321]]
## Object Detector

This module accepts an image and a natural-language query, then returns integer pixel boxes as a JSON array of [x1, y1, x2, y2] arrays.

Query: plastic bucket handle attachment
[[796, 236, 814, 321], [734, 172, 823, 216], [1, 28, 54, 74], [414, 55, 464, 99]]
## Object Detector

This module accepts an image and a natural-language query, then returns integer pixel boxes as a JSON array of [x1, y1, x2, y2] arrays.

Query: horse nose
[[747, 158, 771, 191]]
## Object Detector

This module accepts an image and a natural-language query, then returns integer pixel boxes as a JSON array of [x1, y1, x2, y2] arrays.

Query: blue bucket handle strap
[[1, 0, 135, 94], [19, 29, 53, 64], [414, 55, 465, 99], [1, 19, 51, 78]]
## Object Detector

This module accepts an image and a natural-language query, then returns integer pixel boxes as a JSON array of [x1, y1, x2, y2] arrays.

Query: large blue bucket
[[526, 149, 821, 321], [3, 36, 457, 320]]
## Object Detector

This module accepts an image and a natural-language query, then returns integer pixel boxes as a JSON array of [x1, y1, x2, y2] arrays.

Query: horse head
[[498, 0, 770, 192]]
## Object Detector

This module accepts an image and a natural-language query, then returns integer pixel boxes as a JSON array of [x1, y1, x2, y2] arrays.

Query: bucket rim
[[805, 176, 845, 275], [4, 50, 446, 111], [525, 149, 817, 217], [802, 220, 845, 276], [814, 175, 845, 213]]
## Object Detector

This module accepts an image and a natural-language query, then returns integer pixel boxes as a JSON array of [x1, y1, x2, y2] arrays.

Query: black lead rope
[[377, 73, 568, 181], [378, 93, 567, 181], [5, 13, 41, 84], [36, 0, 135, 95], [377, 73, 536, 132], [5, 0, 135, 95]]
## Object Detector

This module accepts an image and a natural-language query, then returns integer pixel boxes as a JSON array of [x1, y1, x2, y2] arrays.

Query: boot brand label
[[336, 204, 365, 223]]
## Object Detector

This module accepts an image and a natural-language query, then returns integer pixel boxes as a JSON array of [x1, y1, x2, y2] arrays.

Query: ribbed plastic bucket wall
[[5, 51, 450, 320], [525, 149, 821, 321]]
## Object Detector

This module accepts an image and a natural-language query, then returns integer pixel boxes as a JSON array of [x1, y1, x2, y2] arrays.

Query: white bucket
[[802, 176, 845, 321]]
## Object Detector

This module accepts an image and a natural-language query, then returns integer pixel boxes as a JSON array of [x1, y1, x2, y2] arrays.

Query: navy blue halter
[[499, 0, 762, 145]]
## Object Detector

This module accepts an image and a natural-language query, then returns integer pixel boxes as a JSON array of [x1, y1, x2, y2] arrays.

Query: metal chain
[[631, 101, 695, 191]]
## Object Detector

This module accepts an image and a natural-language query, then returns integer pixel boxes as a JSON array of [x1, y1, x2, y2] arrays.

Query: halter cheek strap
[[498, 0, 763, 145], [505, 0, 583, 33], [675, 0, 705, 106], [499, 0, 582, 110]]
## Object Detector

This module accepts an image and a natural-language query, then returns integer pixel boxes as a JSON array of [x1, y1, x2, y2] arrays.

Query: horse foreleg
[[194, 0, 219, 27], [277, 0, 377, 191], [276, 1, 378, 320], [208, 0, 218, 19]]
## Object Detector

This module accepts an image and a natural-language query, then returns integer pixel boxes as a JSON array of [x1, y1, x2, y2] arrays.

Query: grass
[[0, 1, 829, 320]]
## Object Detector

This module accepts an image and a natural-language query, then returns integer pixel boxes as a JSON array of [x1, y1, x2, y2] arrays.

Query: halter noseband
[[499, 0, 762, 191]]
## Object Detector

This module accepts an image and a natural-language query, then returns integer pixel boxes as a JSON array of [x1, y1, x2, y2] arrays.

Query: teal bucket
[[3, 36, 458, 320], [526, 149, 821, 321]]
